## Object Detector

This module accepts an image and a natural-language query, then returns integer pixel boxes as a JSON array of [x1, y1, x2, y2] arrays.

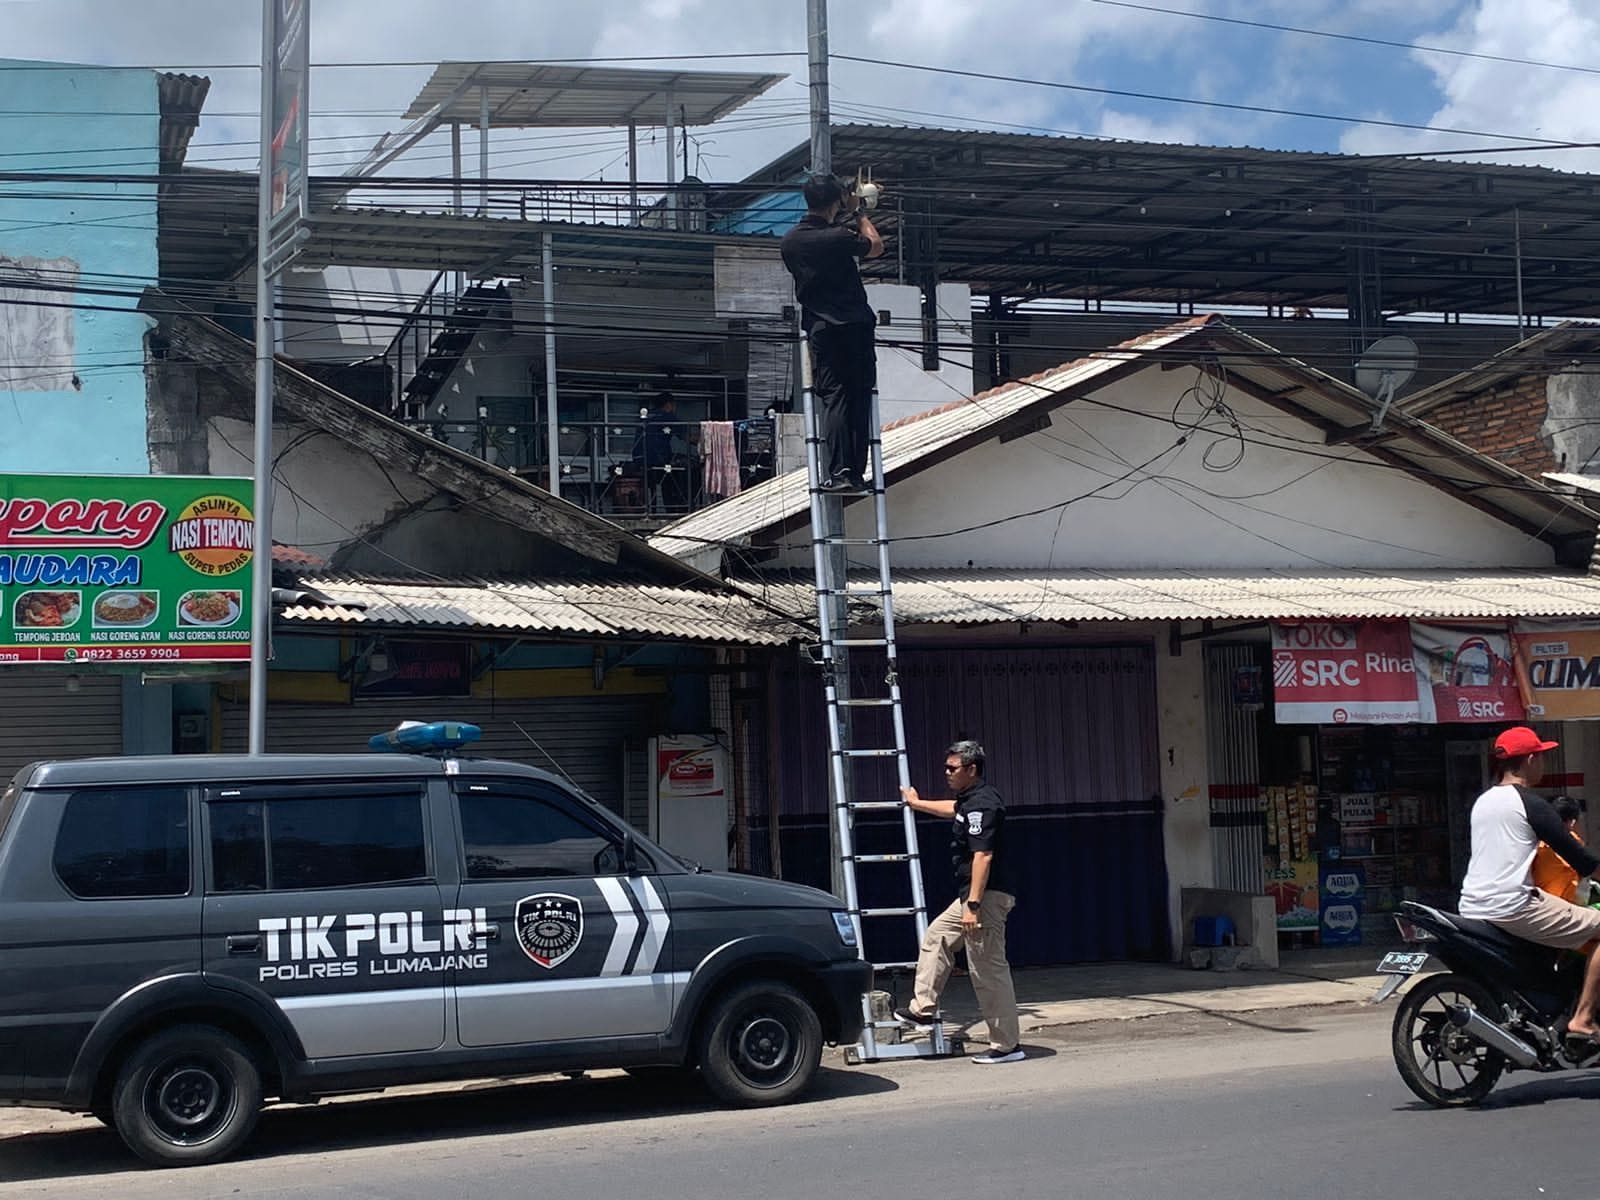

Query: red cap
[[1493, 726, 1559, 759]]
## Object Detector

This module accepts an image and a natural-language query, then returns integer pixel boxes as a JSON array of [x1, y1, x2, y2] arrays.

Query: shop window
[[54, 787, 190, 899]]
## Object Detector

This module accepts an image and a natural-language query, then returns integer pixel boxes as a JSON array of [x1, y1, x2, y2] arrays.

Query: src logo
[[516, 893, 584, 969]]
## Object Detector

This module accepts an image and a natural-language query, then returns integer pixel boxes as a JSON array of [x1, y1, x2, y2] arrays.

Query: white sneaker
[[971, 1047, 1024, 1064]]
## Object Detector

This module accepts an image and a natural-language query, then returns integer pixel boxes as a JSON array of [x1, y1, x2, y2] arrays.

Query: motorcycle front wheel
[[1391, 973, 1506, 1107]]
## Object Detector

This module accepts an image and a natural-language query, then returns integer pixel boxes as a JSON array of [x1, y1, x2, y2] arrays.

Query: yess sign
[[0, 474, 254, 664]]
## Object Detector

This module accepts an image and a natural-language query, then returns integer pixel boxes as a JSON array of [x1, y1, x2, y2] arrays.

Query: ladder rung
[[815, 537, 886, 546], [853, 853, 914, 864], [835, 748, 900, 758], [818, 587, 890, 597], [838, 698, 896, 707], [870, 961, 920, 972], [848, 800, 904, 810], [833, 638, 890, 647], [858, 907, 920, 918]]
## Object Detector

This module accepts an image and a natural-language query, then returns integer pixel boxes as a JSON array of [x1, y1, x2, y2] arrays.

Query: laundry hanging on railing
[[701, 421, 741, 499]]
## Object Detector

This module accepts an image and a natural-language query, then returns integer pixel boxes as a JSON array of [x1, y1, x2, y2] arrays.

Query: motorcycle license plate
[[1377, 951, 1430, 975]]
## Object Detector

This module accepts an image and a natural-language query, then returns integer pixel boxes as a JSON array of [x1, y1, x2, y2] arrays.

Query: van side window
[[208, 789, 428, 893], [458, 784, 627, 879], [54, 787, 190, 899]]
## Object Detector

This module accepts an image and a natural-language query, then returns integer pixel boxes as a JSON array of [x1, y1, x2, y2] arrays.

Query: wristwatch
[[966, 900, 982, 912]]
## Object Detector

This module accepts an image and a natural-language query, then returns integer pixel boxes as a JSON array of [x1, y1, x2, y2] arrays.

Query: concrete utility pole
[[806, 0, 850, 901], [248, 0, 277, 755], [807, 0, 832, 176]]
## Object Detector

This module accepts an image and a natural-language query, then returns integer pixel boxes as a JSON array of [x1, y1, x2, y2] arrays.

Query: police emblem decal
[[515, 894, 584, 968]]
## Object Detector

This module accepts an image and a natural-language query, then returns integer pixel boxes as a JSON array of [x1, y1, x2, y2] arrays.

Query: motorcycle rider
[[1460, 727, 1600, 1041]]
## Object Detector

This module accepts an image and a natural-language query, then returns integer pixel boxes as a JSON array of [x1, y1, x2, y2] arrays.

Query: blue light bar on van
[[368, 721, 482, 754]]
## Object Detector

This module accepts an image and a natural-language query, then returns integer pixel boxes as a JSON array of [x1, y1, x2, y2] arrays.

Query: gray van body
[[0, 753, 867, 1112]]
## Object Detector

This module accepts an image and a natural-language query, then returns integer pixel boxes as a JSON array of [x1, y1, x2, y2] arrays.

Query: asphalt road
[[4, 1005, 1599, 1198]]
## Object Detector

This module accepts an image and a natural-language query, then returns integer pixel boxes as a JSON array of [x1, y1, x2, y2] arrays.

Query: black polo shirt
[[780, 214, 875, 328], [952, 782, 1010, 898]]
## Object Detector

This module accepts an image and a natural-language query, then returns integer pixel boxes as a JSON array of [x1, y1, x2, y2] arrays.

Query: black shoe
[[894, 1005, 936, 1026], [817, 476, 853, 494], [846, 472, 871, 493]]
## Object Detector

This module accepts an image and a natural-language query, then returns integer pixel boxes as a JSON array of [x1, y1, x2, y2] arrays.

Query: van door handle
[[226, 934, 261, 956], [481, 924, 501, 942]]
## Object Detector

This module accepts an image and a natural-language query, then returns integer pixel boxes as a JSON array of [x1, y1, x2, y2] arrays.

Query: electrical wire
[[1084, 1, 1600, 79], [830, 53, 1586, 147]]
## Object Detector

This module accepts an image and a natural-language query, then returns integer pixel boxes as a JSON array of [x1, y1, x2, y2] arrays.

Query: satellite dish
[[1355, 335, 1419, 433]]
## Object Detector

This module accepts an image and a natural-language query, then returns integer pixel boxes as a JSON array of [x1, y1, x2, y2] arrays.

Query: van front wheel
[[697, 981, 822, 1107], [111, 1025, 262, 1167]]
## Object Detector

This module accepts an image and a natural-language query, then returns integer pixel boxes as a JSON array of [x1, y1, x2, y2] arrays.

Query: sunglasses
[[943, 764, 967, 773]]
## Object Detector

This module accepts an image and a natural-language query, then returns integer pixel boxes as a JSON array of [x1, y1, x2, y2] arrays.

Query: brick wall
[[1423, 374, 1553, 477]]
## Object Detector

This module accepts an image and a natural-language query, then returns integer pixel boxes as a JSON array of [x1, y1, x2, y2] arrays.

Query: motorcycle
[[1374, 899, 1598, 1107]]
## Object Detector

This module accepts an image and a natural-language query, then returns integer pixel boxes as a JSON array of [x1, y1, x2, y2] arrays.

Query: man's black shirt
[[952, 782, 1010, 897], [780, 214, 874, 328]]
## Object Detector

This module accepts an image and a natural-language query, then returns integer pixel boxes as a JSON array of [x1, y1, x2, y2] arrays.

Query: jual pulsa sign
[[0, 474, 254, 664]]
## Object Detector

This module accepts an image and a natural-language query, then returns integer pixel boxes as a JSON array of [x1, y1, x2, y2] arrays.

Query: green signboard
[[0, 474, 254, 665]]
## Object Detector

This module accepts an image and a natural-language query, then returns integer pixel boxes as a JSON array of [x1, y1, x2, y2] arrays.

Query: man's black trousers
[[809, 321, 877, 484]]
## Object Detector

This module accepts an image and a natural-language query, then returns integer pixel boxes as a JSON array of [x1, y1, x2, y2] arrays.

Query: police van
[[0, 723, 869, 1168]]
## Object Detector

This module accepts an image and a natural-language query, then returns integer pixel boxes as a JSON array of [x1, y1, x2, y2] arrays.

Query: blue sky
[[1, 0, 1595, 181]]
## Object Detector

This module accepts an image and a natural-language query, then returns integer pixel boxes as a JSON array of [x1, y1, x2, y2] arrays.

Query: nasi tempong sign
[[0, 474, 254, 664]]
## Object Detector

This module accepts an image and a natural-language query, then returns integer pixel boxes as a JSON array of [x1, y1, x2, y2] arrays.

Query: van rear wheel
[[697, 981, 822, 1107], [111, 1024, 262, 1167]]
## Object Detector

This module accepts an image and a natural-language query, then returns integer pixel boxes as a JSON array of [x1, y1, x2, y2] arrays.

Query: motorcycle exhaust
[[1446, 1004, 1540, 1067]]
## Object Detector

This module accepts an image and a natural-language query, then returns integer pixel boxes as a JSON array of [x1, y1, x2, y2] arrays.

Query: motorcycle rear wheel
[[1392, 973, 1507, 1108]]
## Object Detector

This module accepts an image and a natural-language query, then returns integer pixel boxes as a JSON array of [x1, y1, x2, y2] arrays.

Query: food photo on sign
[[0, 475, 254, 663]]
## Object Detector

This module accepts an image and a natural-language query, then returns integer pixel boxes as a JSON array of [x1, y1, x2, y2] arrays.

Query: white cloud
[[1340, 0, 1600, 169]]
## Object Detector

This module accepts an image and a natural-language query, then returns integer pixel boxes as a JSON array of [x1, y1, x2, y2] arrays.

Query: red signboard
[[1411, 622, 1524, 724], [1271, 621, 1421, 725]]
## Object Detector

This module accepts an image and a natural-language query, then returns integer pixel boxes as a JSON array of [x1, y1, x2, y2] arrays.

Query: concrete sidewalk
[[927, 946, 1399, 1040], [0, 948, 1397, 1141]]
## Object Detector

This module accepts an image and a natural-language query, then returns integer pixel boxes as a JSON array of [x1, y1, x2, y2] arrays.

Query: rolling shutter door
[[0, 674, 123, 782], [222, 695, 661, 818]]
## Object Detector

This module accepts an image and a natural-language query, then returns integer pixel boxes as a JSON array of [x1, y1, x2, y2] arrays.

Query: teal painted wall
[[0, 61, 160, 474]]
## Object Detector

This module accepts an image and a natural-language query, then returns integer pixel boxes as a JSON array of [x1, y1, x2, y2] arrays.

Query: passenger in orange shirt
[[1533, 798, 1587, 904]]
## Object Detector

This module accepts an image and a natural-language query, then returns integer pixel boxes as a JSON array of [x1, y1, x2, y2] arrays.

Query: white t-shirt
[[1459, 783, 1597, 919]]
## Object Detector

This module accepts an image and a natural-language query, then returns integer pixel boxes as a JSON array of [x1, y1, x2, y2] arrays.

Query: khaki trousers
[[910, 890, 1020, 1052]]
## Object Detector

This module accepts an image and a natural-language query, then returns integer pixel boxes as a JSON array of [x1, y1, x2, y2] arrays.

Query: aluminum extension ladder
[[798, 326, 954, 1064]]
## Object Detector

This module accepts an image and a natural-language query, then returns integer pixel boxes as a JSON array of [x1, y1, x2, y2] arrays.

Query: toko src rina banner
[[0, 474, 254, 664], [1271, 621, 1421, 725]]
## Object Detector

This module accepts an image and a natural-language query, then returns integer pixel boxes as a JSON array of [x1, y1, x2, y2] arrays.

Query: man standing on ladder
[[897, 740, 1024, 1064], [781, 174, 885, 493]]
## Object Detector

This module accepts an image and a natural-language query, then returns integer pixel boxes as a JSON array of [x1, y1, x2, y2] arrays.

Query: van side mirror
[[622, 831, 641, 875]]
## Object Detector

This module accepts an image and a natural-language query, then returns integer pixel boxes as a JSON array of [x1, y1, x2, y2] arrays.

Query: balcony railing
[[407, 414, 776, 520]]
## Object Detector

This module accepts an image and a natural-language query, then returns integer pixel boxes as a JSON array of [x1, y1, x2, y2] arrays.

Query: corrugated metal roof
[[728, 124, 1600, 314], [1398, 322, 1600, 418], [277, 576, 802, 645], [738, 568, 1600, 624], [157, 72, 209, 170], [650, 317, 1213, 559], [1545, 473, 1600, 495], [404, 63, 784, 128], [652, 317, 1600, 564]]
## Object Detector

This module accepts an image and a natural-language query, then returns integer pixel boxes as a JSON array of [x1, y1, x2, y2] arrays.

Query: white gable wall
[[772, 367, 1555, 572]]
